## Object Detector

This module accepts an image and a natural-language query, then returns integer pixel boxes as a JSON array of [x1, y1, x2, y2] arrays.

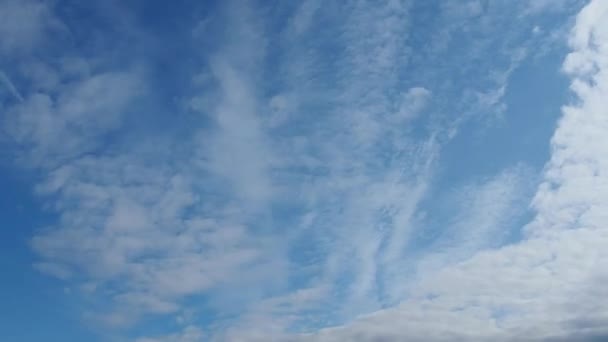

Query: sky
[[1, 0, 608, 341]]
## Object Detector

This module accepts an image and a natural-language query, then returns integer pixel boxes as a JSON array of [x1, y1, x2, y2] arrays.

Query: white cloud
[[195, 59, 275, 204], [395, 87, 431, 121], [289, 0, 321, 35], [4, 0, 599, 340], [0, 70, 24, 101], [5, 70, 143, 165], [33, 261, 72, 280], [29, 153, 275, 326], [0, 0, 63, 55], [13, 0, 283, 332], [523, 0, 585, 16], [266, 93, 293, 128], [291, 1, 608, 340], [413, 165, 534, 277]]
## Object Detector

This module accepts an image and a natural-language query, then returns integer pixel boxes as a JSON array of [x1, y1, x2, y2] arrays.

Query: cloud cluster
[[1, 0, 604, 341], [292, 1, 608, 340]]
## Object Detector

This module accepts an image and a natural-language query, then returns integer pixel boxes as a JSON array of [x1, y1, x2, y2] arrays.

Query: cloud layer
[[1, 0, 605, 341]]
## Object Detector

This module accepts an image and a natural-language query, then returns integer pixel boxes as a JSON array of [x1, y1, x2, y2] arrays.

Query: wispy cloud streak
[[0, 70, 23, 102]]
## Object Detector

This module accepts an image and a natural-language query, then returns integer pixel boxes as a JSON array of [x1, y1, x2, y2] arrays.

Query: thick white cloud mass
[[1, 0, 606, 341]]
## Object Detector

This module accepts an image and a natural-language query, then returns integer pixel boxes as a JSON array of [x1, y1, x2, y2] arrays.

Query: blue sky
[[2, 0, 608, 341]]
